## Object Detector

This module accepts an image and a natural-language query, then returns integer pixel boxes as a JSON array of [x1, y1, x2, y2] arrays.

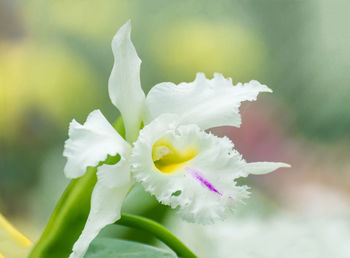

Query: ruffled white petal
[[144, 73, 271, 130], [131, 115, 250, 224], [69, 179, 133, 258], [108, 20, 145, 142], [63, 109, 131, 179]]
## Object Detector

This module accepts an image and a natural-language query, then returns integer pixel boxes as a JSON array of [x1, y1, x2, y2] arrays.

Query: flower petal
[[131, 115, 250, 224], [69, 178, 133, 258], [144, 73, 271, 130], [63, 109, 131, 178], [243, 162, 290, 176], [108, 20, 145, 142], [97, 158, 131, 188]]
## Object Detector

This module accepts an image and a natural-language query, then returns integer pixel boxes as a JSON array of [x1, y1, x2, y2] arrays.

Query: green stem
[[116, 213, 197, 258]]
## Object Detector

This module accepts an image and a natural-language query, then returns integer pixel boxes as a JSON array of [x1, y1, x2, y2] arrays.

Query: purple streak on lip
[[185, 167, 222, 196]]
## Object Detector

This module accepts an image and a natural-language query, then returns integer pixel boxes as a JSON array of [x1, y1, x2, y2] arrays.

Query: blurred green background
[[1, 0, 350, 256]]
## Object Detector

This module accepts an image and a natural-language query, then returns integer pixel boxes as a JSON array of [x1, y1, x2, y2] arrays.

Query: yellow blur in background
[[0, 214, 32, 258], [150, 21, 266, 81], [0, 42, 99, 141]]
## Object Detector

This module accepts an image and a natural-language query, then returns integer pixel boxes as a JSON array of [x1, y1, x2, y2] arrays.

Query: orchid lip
[[185, 167, 223, 196]]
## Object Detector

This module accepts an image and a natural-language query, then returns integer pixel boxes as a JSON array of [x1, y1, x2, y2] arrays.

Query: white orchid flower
[[63, 20, 289, 258]]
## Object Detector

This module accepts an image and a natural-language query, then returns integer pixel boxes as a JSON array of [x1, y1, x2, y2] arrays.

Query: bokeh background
[[1, 0, 350, 257]]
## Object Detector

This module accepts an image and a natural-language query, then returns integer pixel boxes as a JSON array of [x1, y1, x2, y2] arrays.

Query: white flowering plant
[[24, 20, 289, 258]]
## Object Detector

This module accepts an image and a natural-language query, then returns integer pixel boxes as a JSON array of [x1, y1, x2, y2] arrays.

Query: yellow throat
[[152, 138, 198, 174]]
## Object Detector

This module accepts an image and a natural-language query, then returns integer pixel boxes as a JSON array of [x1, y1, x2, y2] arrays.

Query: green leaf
[[86, 238, 176, 258]]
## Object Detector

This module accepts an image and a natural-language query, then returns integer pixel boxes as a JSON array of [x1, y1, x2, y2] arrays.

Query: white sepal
[[108, 20, 145, 142], [69, 158, 133, 258], [243, 162, 290, 176]]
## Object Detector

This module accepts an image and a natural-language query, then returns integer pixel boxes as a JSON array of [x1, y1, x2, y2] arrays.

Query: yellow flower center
[[152, 138, 198, 174]]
